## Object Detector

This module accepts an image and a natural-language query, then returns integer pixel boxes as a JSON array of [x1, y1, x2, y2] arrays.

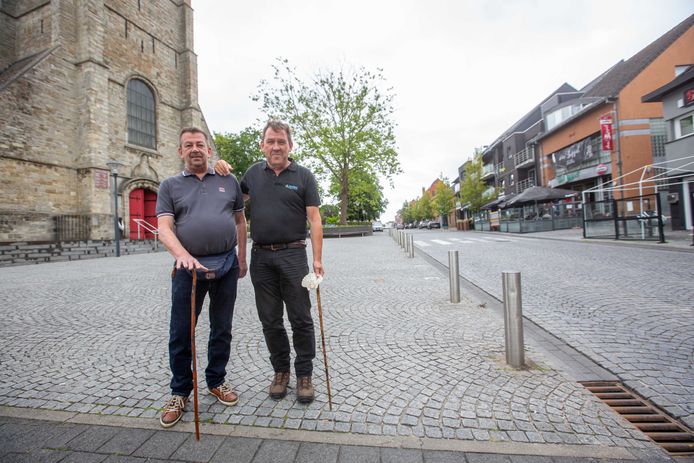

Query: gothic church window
[[127, 79, 156, 149]]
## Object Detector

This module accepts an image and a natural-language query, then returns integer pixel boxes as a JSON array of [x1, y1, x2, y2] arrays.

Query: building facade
[[537, 15, 694, 210], [642, 66, 694, 230], [0, 0, 213, 243]]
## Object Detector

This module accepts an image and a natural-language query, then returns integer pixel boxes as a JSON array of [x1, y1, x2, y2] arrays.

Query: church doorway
[[129, 188, 158, 239]]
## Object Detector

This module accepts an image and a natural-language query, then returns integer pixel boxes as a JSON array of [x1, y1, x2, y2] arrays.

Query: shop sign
[[552, 138, 598, 171], [600, 116, 613, 151], [596, 163, 608, 175]]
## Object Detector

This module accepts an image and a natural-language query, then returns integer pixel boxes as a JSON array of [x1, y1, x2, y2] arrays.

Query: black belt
[[252, 240, 306, 251]]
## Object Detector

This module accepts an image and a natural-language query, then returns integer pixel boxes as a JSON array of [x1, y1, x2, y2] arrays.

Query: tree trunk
[[339, 176, 349, 225]]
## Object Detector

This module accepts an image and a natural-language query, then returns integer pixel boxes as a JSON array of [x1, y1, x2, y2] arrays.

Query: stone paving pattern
[[0, 235, 659, 454], [410, 230, 694, 428]]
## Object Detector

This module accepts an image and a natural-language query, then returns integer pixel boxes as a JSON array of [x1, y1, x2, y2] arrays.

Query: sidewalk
[[0, 235, 680, 462], [468, 226, 694, 252]]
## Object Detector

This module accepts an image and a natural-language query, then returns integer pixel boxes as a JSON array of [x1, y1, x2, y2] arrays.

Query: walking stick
[[315, 285, 333, 411], [190, 270, 200, 441]]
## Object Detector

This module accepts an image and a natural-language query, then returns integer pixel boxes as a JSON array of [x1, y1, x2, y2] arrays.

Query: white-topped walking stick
[[302, 273, 333, 411]]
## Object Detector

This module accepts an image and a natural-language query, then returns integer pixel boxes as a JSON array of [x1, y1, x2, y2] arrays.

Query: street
[[406, 228, 694, 429]]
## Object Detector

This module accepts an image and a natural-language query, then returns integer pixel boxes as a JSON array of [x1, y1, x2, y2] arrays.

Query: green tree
[[213, 127, 264, 178], [415, 192, 433, 222], [330, 169, 387, 221], [460, 154, 495, 214], [319, 204, 339, 224], [432, 178, 456, 220], [398, 200, 415, 224], [255, 58, 401, 225]]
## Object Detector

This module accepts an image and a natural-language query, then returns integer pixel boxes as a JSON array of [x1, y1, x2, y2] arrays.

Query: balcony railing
[[482, 163, 495, 179], [513, 148, 534, 168], [495, 163, 505, 174], [517, 177, 536, 193]]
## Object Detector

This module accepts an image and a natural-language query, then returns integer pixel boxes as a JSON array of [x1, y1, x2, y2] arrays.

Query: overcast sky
[[194, 1, 692, 222]]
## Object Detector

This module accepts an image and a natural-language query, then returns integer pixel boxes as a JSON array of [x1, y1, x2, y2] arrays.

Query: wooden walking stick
[[315, 285, 333, 411], [190, 270, 200, 441]]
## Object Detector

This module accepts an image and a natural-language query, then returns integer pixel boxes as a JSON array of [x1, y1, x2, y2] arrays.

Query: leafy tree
[[330, 169, 387, 222], [432, 178, 456, 220], [415, 192, 433, 222], [398, 200, 415, 224], [255, 58, 401, 225], [319, 204, 340, 224], [460, 154, 496, 214], [213, 128, 264, 178]]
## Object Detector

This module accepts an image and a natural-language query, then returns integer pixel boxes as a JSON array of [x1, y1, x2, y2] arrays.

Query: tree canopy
[[432, 178, 456, 219], [255, 58, 401, 224], [460, 154, 496, 214], [213, 127, 264, 178]]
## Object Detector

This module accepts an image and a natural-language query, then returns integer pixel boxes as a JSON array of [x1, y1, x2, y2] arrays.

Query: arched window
[[127, 79, 156, 149]]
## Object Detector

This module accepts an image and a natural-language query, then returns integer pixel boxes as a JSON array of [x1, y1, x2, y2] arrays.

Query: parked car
[[427, 220, 441, 229], [372, 221, 384, 232], [396, 223, 405, 229], [418, 220, 429, 229]]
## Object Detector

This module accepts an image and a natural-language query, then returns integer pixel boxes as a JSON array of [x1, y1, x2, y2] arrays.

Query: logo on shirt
[[284, 184, 298, 191], [218, 187, 226, 193]]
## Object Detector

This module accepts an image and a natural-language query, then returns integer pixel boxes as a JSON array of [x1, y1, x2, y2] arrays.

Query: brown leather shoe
[[209, 383, 239, 406], [269, 371, 290, 399], [296, 376, 314, 404], [159, 395, 188, 428]]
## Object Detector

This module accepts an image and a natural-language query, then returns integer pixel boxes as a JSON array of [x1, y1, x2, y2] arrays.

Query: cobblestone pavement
[[408, 229, 694, 429], [0, 235, 675, 460]]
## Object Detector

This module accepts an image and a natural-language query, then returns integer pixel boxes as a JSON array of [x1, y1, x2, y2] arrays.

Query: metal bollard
[[448, 251, 460, 303], [502, 271, 525, 368], [404, 233, 409, 253], [408, 234, 414, 258]]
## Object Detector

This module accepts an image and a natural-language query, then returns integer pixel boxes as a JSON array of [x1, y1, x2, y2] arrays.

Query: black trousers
[[250, 247, 315, 376]]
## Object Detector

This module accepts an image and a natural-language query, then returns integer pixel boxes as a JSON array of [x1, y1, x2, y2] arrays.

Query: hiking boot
[[159, 395, 188, 428], [209, 383, 239, 406], [296, 376, 314, 404], [269, 371, 290, 399]]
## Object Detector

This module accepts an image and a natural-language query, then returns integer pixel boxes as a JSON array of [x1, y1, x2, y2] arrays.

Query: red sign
[[596, 163, 608, 175], [600, 115, 613, 151], [684, 87, 694, 107]]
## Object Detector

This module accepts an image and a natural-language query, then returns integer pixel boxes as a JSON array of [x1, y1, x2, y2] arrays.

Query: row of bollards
[[390, 230, 524, 368], [391, 229, 415, 258], [448, 252, 525, 368]]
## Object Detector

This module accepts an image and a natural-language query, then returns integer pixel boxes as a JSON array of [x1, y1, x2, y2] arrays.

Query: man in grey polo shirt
[[156, 127, 247, 428]]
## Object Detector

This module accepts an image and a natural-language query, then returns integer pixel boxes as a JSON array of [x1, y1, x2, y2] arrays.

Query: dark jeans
[[169, 259, 239, 396], [250, 247, 315, 376]]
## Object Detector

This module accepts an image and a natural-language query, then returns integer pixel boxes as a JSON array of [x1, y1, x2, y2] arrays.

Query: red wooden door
[[144, 190, 158, 238], [129, 188, 158, 239]]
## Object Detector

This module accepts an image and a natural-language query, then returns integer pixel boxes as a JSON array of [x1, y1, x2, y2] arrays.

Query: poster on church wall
[[94, 170, 109, 189]]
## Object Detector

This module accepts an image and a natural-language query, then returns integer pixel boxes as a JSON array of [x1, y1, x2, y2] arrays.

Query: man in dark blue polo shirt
[[215, 120, 323, 404], [155, 127, 247, 428]]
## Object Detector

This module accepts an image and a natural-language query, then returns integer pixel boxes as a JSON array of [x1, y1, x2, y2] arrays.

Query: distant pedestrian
[[156, 127, 247, 428], [215, 120, 324, 404]]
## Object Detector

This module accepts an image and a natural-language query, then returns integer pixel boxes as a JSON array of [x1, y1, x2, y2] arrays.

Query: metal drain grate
[[581, 381, 694, 457]]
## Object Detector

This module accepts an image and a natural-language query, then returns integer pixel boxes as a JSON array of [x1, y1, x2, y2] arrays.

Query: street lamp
[[106, 160, 125, 257]]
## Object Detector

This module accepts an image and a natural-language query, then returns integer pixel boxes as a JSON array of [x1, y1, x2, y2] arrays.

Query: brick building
[[0, 0, 213, 242], [537, 15, 694, 205]]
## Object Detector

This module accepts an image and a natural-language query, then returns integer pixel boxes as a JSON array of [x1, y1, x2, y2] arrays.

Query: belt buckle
[[270, 243, 280, 251]]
